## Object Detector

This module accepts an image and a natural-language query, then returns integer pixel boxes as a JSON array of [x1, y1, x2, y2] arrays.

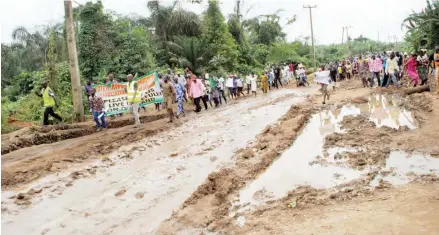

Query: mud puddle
[[1, 90, 305, 235], [370, 151, 439, 186], [237, 94, 418, 208], [238, 108, 364, 207], [354, 94, 416, 129]]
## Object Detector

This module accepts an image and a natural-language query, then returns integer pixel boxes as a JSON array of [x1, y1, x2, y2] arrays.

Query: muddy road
[[2, 79, 439, 235], [1, 88, 310, 235]]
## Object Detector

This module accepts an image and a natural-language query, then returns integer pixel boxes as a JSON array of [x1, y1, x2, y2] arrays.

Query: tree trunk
[[404, 85, 430, 95], [64, 0, 85, 122]]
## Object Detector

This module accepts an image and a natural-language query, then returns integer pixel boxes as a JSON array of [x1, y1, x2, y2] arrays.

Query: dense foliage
[[403, 0, 439, 52]]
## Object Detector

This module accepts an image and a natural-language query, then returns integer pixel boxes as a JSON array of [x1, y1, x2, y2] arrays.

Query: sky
[[0, 0, 426, 45]]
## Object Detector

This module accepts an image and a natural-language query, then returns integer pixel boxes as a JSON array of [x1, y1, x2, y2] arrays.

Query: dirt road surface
[[1, 88, 309, 235], [2, 79, 439, 235]]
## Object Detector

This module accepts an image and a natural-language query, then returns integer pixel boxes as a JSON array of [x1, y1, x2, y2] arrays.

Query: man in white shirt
[[245, 74, 252, 94], [283, 64, 290, 84], [384, 52, 400, 88], [217, 76, 227, 104]]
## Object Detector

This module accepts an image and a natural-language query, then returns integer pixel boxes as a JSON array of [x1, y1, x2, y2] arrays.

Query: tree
[[77, 1, 116, 79], [168, 36, 205, 74], [403, 0, 439, 50], [147, 1, 201, 66], [243, 11, 286, 46], [201, 0, 239, 71]]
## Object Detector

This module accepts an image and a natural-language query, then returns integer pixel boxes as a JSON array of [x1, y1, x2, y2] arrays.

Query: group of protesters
[[316, 47, 439, 105], [38, 62, 313, 129], [326, 48, 439, 90], [41, 47, 439, 130]]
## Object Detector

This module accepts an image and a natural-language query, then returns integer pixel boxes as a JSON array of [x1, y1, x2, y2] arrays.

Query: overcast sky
[[0, 0, 426, 45]]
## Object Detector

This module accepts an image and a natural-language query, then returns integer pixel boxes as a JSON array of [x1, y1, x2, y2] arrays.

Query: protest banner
[[137, 72, 164, 107], [314, 70, 331, 85], [94, 82, 128, 116], [93, 71, 163, 116]]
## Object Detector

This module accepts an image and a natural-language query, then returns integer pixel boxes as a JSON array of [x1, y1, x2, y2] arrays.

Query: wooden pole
[[64, 0, 84, 122], [304, 5, 317, 69]]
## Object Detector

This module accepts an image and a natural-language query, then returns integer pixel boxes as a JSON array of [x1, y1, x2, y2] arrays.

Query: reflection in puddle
[[370, 151, 439, 186], [239, 110, 363, 206], [239, 94, 419, 207], [356, 94, 416, 129]]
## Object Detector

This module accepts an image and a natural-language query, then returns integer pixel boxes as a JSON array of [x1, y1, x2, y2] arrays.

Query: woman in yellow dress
[[260, 71, 269, 93]]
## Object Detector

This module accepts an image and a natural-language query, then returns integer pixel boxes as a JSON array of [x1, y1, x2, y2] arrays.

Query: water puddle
[[239, 109, 364, 206], [371, 151, 439, 186], [238, 94, 419, 208], [355, 94, 416, 129]]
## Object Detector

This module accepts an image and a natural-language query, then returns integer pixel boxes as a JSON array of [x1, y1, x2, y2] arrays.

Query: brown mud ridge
[[1, 113, 167, 155], [157, 99, 316, 234], [1, 115, 176, 189], [157, 85, 439, 234]]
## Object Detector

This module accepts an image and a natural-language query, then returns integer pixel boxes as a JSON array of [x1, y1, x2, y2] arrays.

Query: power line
[[303, 5, 317, 68]]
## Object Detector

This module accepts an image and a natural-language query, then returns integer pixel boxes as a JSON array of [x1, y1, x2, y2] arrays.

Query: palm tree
[[167, 36, 205, 73], [147, 1, 201, 65], [402, 0, 439, 49]]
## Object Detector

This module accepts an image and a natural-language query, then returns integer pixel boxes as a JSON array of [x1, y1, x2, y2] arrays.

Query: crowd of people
[[326, 48, 439, 90], [37, 47, 439, 130]]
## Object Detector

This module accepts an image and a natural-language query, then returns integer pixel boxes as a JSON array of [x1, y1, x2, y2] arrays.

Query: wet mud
[[1, 89, 307, 235], [157, 86, 439, 234], [157, 100, 316, 234], [1, 113, 167, 155]]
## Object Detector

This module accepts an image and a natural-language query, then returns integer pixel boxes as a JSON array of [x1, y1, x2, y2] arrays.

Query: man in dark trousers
[[273, 65, 283, 89], [36, 81, 62, 126]]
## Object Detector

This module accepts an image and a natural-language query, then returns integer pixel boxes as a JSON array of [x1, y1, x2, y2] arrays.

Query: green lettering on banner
[[92, 71, 164, 116]]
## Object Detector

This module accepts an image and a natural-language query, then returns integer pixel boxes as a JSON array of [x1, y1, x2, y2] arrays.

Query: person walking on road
[[174, 77, 186, 117], [404, 53, 420, 87], [226, 75, 235, 99], [85, 80, 93, 112], [369, 55, 382, 87], [89, 88, 106, 131], [126, 74, 141, 126], [269, 69, 274, 90], [385, 52, 400, 89], [236, 75, 245, 97], [273, 66, 283, 89], [189, 75, 204, 113], [36, 81, 62, 126], [217, 75, 227, 104], [162, 76, 178, 122], [260, 71, 269, 93], [246, 74, 252, 94]]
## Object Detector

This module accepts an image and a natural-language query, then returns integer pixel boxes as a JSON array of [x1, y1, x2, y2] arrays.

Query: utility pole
[[345, 26, 352, 55], [341, 27, 345, 44], [342, 26, 352, 55], [64, 0, 84, 122], [303, 5, 317, 69], [377, 31, 380, 41], [236, 0, 241, 21]]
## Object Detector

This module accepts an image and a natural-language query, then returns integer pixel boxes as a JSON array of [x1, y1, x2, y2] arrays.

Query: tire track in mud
[[156, 99, 316, 234], [1, 89, 308, 235]]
